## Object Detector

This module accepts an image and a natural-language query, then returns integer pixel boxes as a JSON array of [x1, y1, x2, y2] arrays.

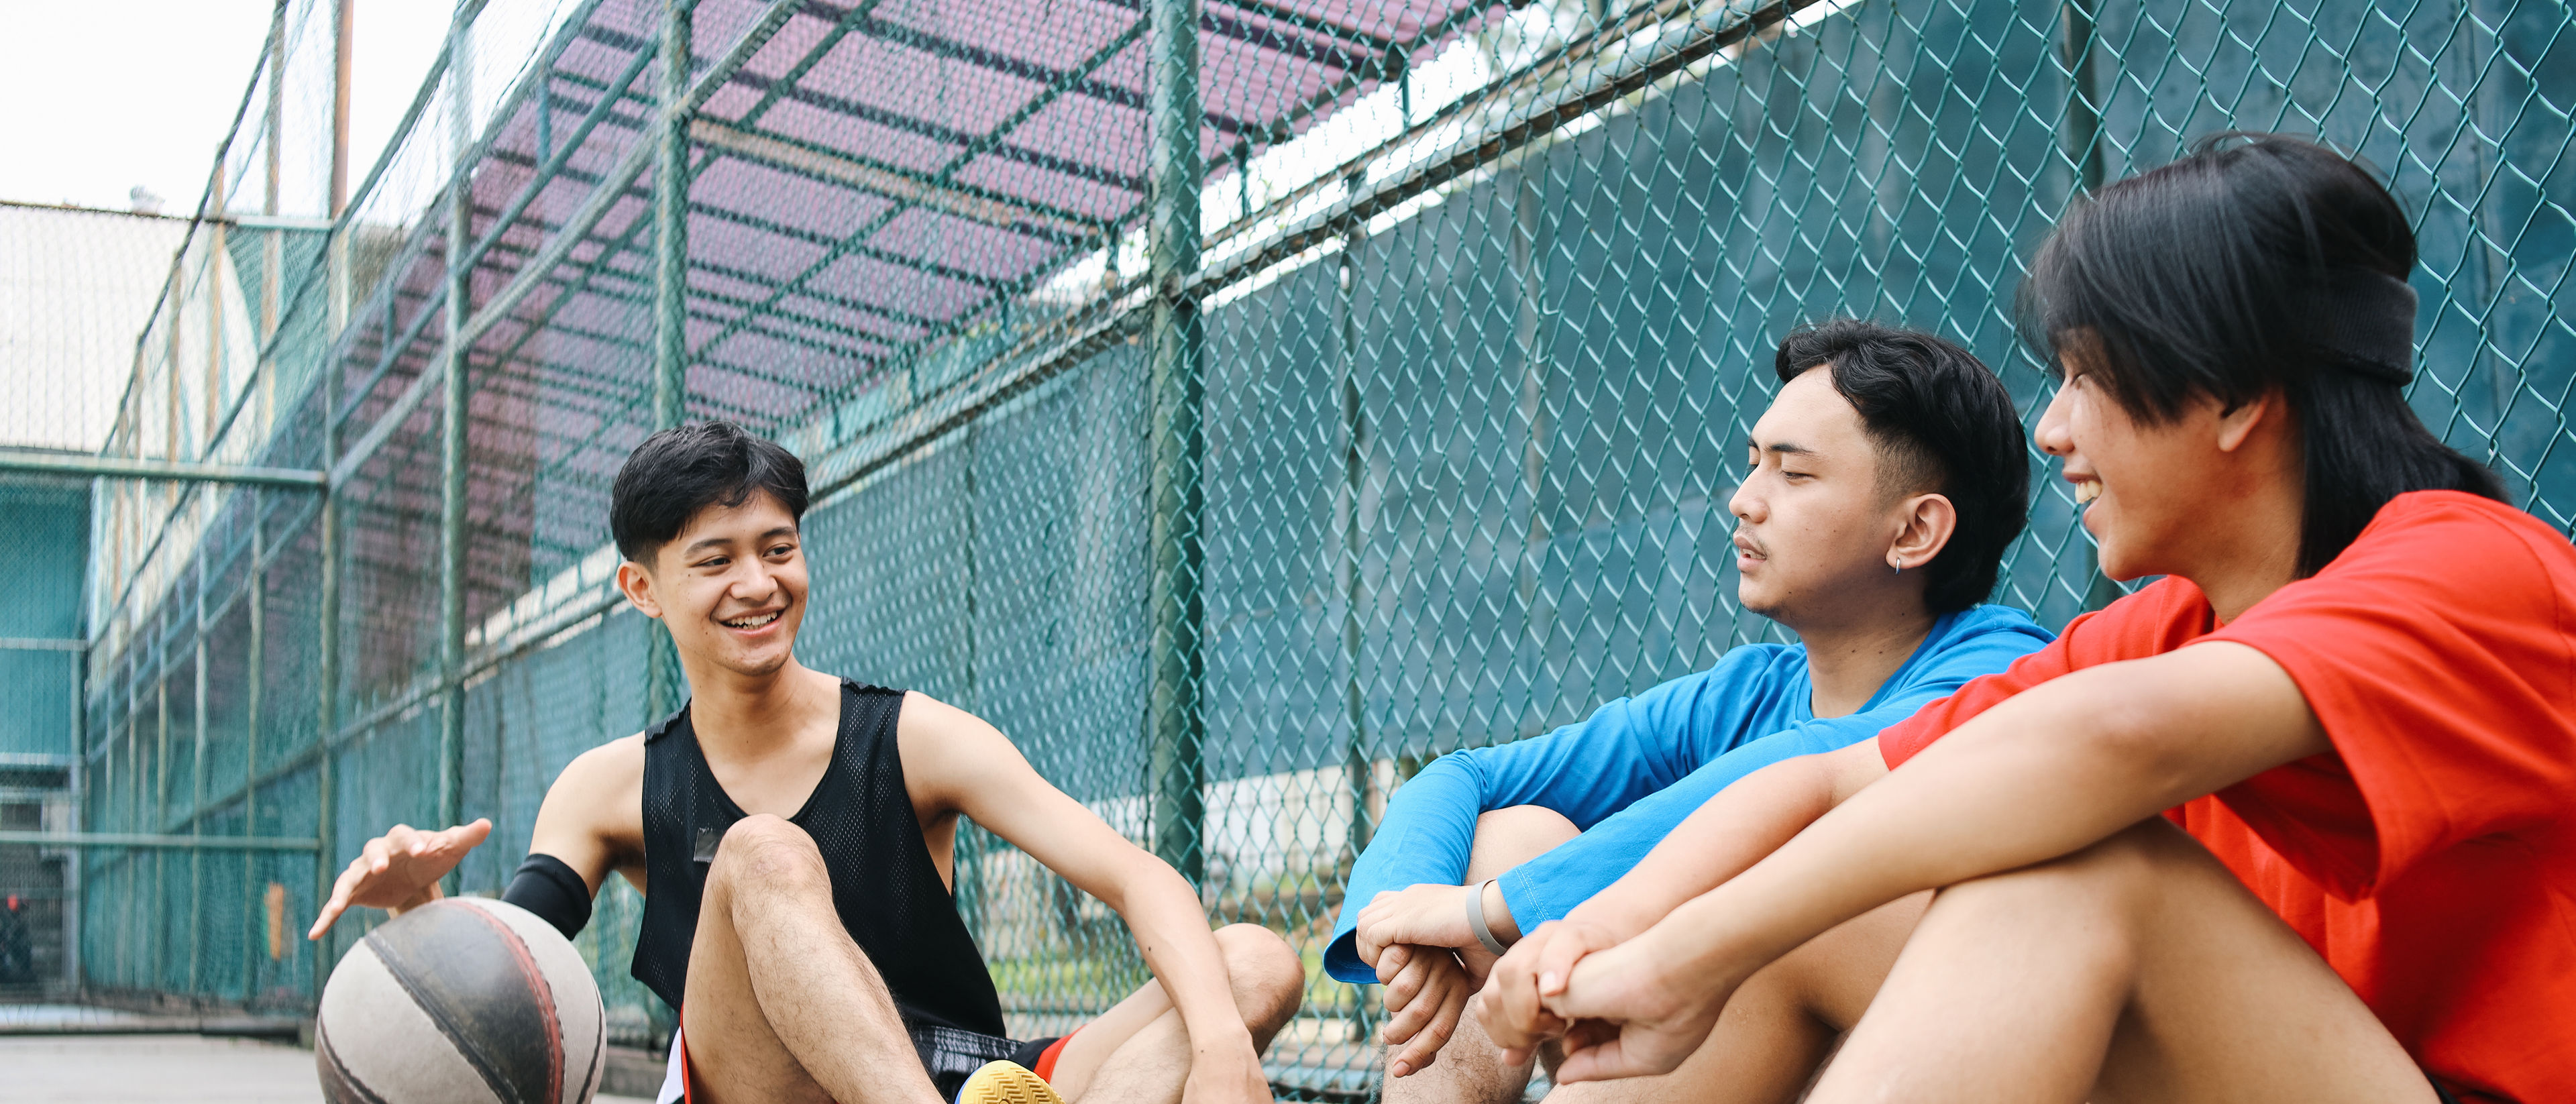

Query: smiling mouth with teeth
[[2074, 482, 2102, 506], [721, 610, 783, 629]]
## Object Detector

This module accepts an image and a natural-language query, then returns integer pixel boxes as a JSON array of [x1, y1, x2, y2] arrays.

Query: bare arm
[[1516, 643, 2325, 1079], [1572, 738, 1883, 938], [899, 694, 1268, 1103]]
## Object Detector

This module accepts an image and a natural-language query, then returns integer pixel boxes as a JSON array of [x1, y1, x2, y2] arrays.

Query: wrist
[[1479, 880, 1523, 944]]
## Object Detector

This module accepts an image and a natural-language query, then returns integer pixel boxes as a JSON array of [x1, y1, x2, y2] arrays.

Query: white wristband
[[1465, 879, 1509, 955]]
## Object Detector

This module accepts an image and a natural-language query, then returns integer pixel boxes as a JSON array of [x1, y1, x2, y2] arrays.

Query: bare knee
[[1467, 806, 1580, 881], [712, 814, 829, 898], [1214, 923, 1305, 1044], [1937, 819, 2196, 924]]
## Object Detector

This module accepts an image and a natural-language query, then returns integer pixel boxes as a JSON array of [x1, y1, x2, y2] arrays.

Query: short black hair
[[2017, 132, 2502, 575], [1773, 319, 2031, 613], [610, 421, 810, 563]]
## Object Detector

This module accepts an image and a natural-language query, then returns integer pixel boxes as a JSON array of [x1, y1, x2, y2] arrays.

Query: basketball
[[315, 897, 607, 1104]]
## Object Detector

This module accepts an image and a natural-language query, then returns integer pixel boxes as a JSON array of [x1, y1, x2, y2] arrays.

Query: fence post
[[437, 10, 474, 860], [313, 0, 354, 1001], [2056, 0, 2123, 614], [654, 0, 693, 430], [644, 0, 696, 727], [1144, 0, 1205, 887], [242, 488, 263, 1001]]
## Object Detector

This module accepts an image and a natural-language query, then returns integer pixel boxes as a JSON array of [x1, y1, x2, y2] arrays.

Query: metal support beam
[[645, 0, 698, 731], [241, 488, 266, 999], [315, 0, 352, 991], [0, 832, 320, 852], [437, 11, 474, 872], [188, 497, 208, 992], [655, 0, 694, 429], [0, 451, 325, 488], [1144, 0, 1204, 886]]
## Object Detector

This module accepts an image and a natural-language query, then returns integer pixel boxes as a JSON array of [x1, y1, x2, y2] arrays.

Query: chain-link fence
[[13, 0, 2573, 1096]]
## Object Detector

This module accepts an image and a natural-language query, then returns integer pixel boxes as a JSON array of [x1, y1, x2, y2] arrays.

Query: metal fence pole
[[242, 488, 264, 1001], [2057, 0, 2123, 614], [189, 496, 208, 993], [313, 0, 354, 1002], [1144, 0, 1205, 885], [437, 10, 475, 850], [654, 0, 694, 429], [645, 0, 696, 726]]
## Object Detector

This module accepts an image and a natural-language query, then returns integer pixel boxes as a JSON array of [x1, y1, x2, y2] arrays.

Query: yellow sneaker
[[957, 1060, 1065, 1104]]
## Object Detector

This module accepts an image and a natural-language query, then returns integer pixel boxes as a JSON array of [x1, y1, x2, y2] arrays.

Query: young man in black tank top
[[309, 422, 1304, 1104]]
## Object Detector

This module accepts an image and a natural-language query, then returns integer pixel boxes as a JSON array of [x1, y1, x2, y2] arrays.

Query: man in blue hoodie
[[1332, 320, 2055, 1103]]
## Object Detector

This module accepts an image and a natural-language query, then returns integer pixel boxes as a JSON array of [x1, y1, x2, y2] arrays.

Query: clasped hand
[[1354, 886, 1498, 1077], [1470, 918, 1739, 1085]]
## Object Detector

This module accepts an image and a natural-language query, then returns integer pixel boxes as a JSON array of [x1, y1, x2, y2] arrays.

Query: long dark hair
[[1774, 320, 2030, 612], [2017, 133, 2502, 575]]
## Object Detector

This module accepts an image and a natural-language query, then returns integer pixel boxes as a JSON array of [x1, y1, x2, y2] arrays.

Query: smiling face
[[617, 489, 809, 679], [1728, 366, 1932, 624], [2035, 342, 2254, 582]]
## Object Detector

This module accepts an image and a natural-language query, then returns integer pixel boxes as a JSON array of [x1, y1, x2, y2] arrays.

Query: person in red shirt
[[1471, 133, 2572, 1104]]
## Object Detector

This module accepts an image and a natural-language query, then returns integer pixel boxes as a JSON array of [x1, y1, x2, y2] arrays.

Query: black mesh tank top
[[631, 679, 1006, 1036]]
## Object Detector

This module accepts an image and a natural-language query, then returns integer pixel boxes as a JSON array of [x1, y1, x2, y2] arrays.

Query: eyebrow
[[680, 525, 799, 557], [1751, 441, 1819, 457]]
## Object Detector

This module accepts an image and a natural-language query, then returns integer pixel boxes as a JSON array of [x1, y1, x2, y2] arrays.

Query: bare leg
[[1382, 806, 1581, 1104], [1812, 819, 2434, 1104], [680, 814, 943, 1104], [1044, 923, 1306, 1104]]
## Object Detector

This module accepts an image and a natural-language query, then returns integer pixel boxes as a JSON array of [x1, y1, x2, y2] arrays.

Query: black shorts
[[911, 1023, 1065, 1101]]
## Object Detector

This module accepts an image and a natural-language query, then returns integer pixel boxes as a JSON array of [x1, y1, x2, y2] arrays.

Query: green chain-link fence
[[11, 0, 2573, 1097]]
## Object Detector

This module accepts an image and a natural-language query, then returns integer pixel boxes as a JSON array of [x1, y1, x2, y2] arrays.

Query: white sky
[[0, 0, 452, 214]]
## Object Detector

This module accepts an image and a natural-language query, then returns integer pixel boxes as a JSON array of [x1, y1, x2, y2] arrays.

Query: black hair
[[1772, 319, 2031, 613], [610, 421, 810, 563], [2018, 132, 2503, 575]]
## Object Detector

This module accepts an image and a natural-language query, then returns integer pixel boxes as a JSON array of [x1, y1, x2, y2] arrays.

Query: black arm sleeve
[[500, 853, 594, 939]]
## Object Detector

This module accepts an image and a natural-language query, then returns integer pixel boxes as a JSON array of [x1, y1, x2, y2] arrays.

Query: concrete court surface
[[0, 1034, 653, 1104]]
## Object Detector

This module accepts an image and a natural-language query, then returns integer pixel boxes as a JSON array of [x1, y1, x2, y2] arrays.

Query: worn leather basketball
[[317, 897, 607, 1104]]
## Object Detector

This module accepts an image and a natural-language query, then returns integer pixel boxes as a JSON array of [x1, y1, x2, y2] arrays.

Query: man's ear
[[2214, 388, 2285, 453], [1888, 492, 1958, 573], [616, 559, 663, 620]]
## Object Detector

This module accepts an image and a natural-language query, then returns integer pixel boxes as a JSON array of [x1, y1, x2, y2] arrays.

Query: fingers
[[430, 819, 492, 862], [1387, 970, 1466, 1079], [1534, 924, 1602, 997], [1474, 946, 1566, 1056], [1379, 949, 1429, 1022], [1373, 942, 1411, 987], [1552, 1033, 1630, 1085], [307, 858, 362, 940], [361, 832, 395, 875]]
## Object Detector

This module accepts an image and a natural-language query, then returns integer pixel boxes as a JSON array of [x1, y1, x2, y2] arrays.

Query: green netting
[[21, 0, 2575, 1097]]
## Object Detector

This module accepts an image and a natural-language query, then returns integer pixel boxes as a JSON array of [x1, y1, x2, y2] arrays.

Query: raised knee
[[1933, 820, 2190, 930], [714, 814, 826, 892], [1214, 924, 1305, 1034], [1468, 806, 1580, 879]]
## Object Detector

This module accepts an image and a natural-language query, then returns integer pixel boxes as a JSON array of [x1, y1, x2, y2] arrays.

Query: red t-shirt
[[1879, 491, 2576, 1103]]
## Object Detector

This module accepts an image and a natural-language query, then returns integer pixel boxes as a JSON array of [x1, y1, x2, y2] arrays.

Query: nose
[[2036, 384, 2076, 457], [1727, 476, 1762, 524], [730, 557, 781, 605]]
